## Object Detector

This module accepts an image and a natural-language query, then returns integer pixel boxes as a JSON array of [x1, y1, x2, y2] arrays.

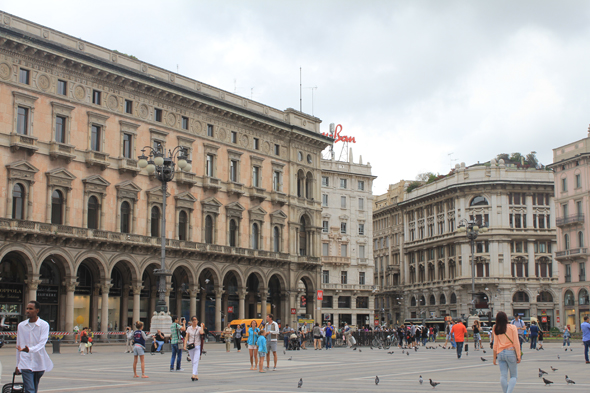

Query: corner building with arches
[[374, 161, 558, 329], [0, 13, 331, 333]]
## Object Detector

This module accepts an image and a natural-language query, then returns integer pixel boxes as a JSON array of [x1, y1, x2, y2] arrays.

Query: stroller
[[288, 333, 301, 350]]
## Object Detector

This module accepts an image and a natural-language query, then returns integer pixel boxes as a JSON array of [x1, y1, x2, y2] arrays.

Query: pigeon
[[298, 378, 303, 388], [407, 352, 410, 356], [353, 347, 357, 351], [539, 368, 548, 375], [283, 350, 286, 355], [481, 357, 487, 362], [429, 379, 440, 388], [550, 366, 557, 372], [569, 348, 573, 352], [414, 347, 418, 352], [419, 375, 423, 385], [359, 349, 362, 353], [565, 375, 575, 384], [202, 351, 207, 355], [402, 350, 405, 354], [538, 371, 543, 378], [288, 356, 292, 360], [482, 350, 487, 354], [205, 279, 210, 284], [565, 348, 567, 352], [557, 355, 560, 360], [542, 377, 553, 385], [375, 376, 380, 385]]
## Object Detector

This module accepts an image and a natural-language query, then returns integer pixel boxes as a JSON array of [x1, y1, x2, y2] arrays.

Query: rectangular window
[[123, 133, 132, 158], [322, 194, 328, 207], [19, 69, 30, 84], [341, 196, 346, 208], [206, 154, 214, 177], [322, 243, 329, 256], [358, 223, 365, 235], [253, 138, 259, 150], [55, 116, 66, 143], [340, 222, 347, 234], [273, 171, 281, 191], [252, 166, 260, 187], [565, 264, 571, 282], [207, 124, 214, 137], [358, 180, 365, 190], [562, 178, 567, 192], [322, 270, 329, 284], [231, 131, 237, 143], [230, 160, 238, 182], [358, 198, 364, 210], [341, 271, 348, 284], [181, 116, 189, 130], [322, 176, 329, 187], [322, 220, 329, 233], [359, 245, 365, 258], [17, 106, 29, 135], [92, 90, 101, 105], [91, 125, 101, 152], [154, 108, 162, 122], [340, 179, 347, 189], [359, 272, 366, 285], [57, 80, 67, 96], [576, 174, 582, 188], [124, 99, 133, 114], [563, 204, 569, 217], [274, 144, 280, 155], [338, 296, 351, 308], [580, 262, 586, 281], [577, 201, 583, 215]]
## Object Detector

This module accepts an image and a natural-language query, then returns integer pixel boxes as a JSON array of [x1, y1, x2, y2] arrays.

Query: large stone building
[[0, 12, 332, 333], [374, 161, 558, 330], [549, 130, 590, 331], [320, 152, 376, 328]]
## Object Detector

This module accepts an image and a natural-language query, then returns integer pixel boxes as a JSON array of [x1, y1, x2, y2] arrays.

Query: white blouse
[[186, 325, 202, 347]]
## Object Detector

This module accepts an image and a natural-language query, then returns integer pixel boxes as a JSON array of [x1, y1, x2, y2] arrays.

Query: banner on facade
[[0, 283, 23, 303], [37, 285, 59, 304], [291, 308, 296, 314], [316, 290, 323, 301], [227, 306, 234, 313], [541, 316, 547, 323]]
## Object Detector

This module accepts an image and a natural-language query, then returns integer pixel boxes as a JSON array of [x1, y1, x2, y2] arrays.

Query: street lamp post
[[138, 143, 191, 321], [457, 218, 488, 316]]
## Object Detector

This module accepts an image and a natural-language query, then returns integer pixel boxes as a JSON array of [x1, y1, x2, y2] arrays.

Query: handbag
[[504, 333, 523, 358], [2, 372, 25, 393]]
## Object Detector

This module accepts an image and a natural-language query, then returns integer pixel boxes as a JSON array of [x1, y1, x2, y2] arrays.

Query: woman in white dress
[[184, 316, 207, 381]]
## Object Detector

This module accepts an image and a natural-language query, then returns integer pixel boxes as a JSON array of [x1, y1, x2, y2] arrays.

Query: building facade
[[374, 161, 558, 330], [549, 131, 590, 332], [0, 12, 332, 334], [320, 153, 376, 328]]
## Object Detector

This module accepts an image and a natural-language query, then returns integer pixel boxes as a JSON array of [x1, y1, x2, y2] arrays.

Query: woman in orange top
[[492, 312, 521, 393]]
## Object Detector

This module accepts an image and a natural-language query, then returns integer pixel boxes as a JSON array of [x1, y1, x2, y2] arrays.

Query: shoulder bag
[[187, 327, 196, 350], [504, 332, 523, 358]]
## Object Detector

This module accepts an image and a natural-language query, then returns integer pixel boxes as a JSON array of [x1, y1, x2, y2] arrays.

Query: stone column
[[222, 293, 228, 325], [351, 295, 357, 326], [238, 289, 247, 319], [176, 290, 182, 318], [526, 194, 534, 228], [132, 284, 143, 325], [280, 291, 289, 326], [91, 285, 100, 331], [200, 291, 206, 324], [64, 281, 77, 333], [527, 239, 536, 278], [215, 288, 224, 332], [189, 289, 198, 319], [101, 283, 113, 338], [65, 188, 72, 226], [121, 285, 130, 329], [289, 292, 297, 326], [25, 278, 42, 303]]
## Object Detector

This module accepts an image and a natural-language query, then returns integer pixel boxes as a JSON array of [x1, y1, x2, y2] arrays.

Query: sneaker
[[273, 367, 276, 371], [170, 369, 174, 372], [176, 368, 184, 372]]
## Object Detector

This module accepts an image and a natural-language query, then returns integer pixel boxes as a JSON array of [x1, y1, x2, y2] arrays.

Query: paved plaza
[[1, 341, 589, 392]]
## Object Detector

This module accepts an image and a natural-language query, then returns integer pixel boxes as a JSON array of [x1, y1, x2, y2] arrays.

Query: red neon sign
[[322, 124, 356, 143]]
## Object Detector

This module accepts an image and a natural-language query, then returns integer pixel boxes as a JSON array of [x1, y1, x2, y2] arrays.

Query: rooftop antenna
[[305, 86, 318, 116], [448, 152, 457, 169], [251, 87, 254, 100], [177, 64, 179, 73], [299, 67, 302, 112]]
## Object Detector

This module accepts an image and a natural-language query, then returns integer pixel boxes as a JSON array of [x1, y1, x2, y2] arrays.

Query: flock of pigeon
[[293, 343, 582, 388]]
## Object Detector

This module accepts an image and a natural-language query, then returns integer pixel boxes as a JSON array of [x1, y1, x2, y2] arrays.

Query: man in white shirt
[[15, 301, 53, 393], [264, 314, 280, 371], [511, 315, 525, 350]]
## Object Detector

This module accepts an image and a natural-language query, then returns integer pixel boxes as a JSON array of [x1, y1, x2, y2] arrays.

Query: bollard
[[52, 340, 60, 354]]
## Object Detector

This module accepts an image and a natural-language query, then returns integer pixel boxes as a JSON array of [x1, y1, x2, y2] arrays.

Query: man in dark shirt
[[529, 321, 539, 349]]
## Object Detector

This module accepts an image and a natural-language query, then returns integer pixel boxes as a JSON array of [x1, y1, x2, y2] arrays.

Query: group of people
[[245, 314, 280, 372], [281, 321, 336, 350]]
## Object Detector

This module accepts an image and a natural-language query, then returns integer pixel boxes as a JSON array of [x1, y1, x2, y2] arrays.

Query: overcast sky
[[3, 0, 590, 194]]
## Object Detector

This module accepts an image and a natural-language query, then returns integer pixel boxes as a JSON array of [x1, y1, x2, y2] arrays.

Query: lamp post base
[[150, 310, 173, 336]]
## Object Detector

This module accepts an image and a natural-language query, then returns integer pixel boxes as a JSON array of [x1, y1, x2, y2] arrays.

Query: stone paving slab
[[1, 341, 589, 392]]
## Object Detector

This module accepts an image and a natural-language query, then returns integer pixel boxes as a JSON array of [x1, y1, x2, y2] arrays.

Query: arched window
[[450, 293, 457, 304], [51, 190, 63, 224], [251, 223, 259, 250], [410, 297, 416, 307], [305, 172, 313, 199], [564, 234, 570, 249], [448, 260, 456, 280], [513, 291, 530, 302], [229, 219, 237, 247], [564, 290, 575, 306], [470, 196, 489, 206], [12, 183, 24, 220], [205, 215, 213, 244], [438, 262, 445, 280], [537, 291, 553, 303], [409, 266, 416, 283], [419, 296, 426, 306], [579, 289, 589, 306], [178, 210, 187, 240], [511, 257, 528, 277], [273, 226, 280, 252], [297, 170, 305, 198], [535, 257, 552, 278], [150, 206, 160, 237], [439, 294, 446, 305], [579, 231, 584, 248], [418, 265, 425, 282], [120, 201, 131, 234], [87, 196, 99, 229], [429, 294, 436, 305], [428, 263, 435, 281]]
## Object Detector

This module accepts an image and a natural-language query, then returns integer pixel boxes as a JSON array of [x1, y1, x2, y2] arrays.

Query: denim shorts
[[133, 344, 145, 356]]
